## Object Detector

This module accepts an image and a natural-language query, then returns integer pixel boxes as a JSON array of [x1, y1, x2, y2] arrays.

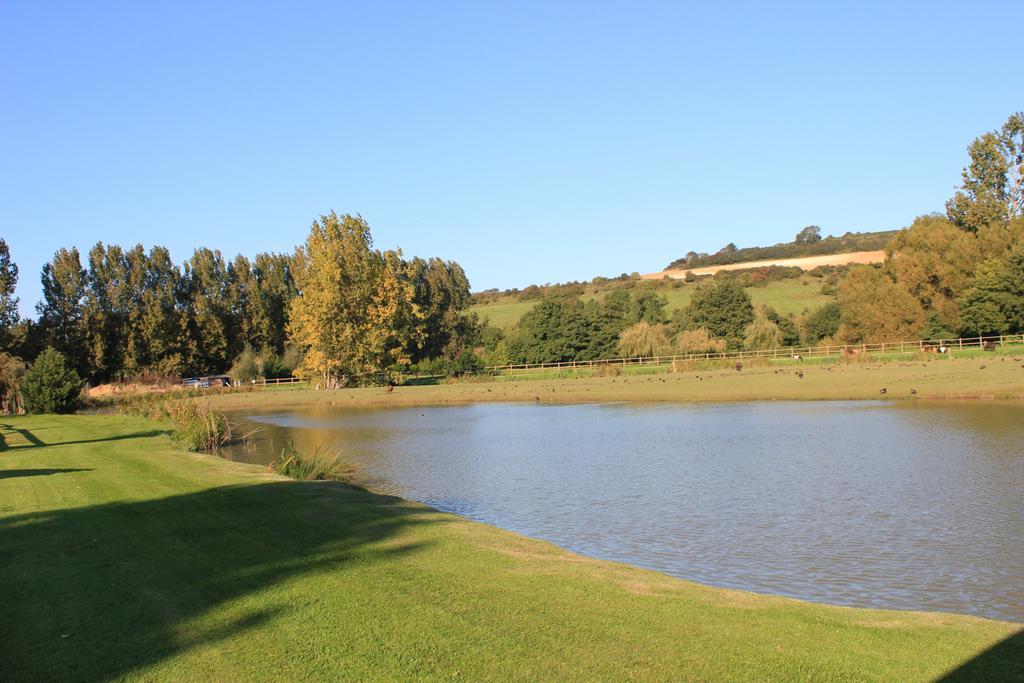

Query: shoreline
[[207, 356, 1024, 412]]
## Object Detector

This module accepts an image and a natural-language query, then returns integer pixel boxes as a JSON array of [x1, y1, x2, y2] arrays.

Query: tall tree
[[836, 266, 926, 343], [252, 252, 296, 355], [182, 248, 231, 375], [83, 242, 131, 381], [946, 112, 1024, 233], [884, 215, 979, 332], [288, 213, 412, 386], [0, 239, 19, 350], [134, 246, 186, 375], [37, 248, 87, 374]]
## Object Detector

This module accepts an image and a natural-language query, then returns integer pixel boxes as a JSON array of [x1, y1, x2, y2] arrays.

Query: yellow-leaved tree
[[288, 213, 415, 387]]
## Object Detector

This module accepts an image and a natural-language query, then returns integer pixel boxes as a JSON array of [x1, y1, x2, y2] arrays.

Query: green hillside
[[473, 279, 833, 330]]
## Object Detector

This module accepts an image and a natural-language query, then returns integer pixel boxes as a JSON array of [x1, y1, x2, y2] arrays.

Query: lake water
[[223, 401, 1024, 623]]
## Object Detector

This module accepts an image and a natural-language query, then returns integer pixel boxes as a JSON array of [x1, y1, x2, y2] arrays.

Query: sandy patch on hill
[[642, 250, 885, 280]]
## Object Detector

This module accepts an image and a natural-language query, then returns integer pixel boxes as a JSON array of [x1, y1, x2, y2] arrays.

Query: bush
[[803, 302, 842, 344], [22, 347, 82, 414], [0, 352, 26, 415]]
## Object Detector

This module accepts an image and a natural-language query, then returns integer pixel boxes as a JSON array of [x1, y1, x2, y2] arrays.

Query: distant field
[[647, 250, 885, 279], [472, 279, 832, 329]]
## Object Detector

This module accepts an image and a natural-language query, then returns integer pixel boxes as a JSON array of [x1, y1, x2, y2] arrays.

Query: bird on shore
[[879, 388, 887, 395], [796, 371, 804, 379], [910, 388, 917, 395]]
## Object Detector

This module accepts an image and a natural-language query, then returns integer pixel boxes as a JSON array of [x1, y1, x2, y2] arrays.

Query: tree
[[37, 248, 87, 374], [506, 296, 594, 364], [0, 239, 19, 350], [288, 213, 412, 386], [182, 248, 231, 375], [884, 214, 978, 331], [252, 252, 296, 355], [134, 246, 187, 376], [82, 242, 131, 381], [627, 290, 668, 324], [679, 279, 754, 349], [795, 225, 822, 244], [21, 347, 82, 414], [402, 256, 477, 363], [617, 321, 670, 357], [743, 308, 783, 351], [836, 266, 927, 343], [956, 246, 1024, 337], [946, 112, 1024, 232], [0, 352, 26, 415], [673, 327, 726, 354], [803, 301, 841, 343]]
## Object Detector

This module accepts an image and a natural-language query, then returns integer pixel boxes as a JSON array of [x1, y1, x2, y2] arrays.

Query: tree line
[[479, 112, 1024, 364], [2, 112, 1021, 392], [0, 212, 478, 387]]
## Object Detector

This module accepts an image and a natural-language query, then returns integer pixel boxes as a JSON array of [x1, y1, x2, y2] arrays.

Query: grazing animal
[[921, 345, 938, 353], [385, 384, 394, 394], [734, 362, 743, 372], [792, 354, 803, 361], [982, 340, 997, 351]]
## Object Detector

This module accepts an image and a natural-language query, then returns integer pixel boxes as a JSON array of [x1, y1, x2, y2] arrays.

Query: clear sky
[[1, 1, 1020, 317]]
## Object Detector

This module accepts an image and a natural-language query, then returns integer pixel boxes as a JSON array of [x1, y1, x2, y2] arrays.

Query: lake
[[222, 401, 1024, 623]]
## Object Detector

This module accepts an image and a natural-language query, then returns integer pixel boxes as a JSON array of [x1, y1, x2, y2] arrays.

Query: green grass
[[1, 414, 1020, 681], [472, 279, 832, 329]]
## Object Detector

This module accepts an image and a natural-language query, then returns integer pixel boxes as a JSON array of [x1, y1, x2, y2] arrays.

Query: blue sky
[[1, 1, 1019, 317]]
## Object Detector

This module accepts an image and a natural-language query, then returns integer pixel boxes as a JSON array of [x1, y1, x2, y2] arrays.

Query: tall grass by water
[[268, 441, 354, 481]]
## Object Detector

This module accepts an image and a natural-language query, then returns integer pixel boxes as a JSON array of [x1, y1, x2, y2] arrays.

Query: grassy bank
[[207, 355, 1024, 412], [1, 414, 1021, 680]]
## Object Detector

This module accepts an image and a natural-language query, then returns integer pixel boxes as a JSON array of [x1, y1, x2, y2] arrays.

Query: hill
[[666, 228, 898, 271]]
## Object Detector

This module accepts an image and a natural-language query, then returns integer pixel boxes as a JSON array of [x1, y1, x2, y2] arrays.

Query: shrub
[[0, 352, 26, 415], [269, 442, 354, 481], [22, 347, 82, 414], [803, 302, 842, 344]]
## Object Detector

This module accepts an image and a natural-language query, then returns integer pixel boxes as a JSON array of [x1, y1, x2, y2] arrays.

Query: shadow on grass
[[938, 629, 1024, 681], [0, 468, 92, 480], [0, 424, 170, 451], [0, 480, 438, 681]]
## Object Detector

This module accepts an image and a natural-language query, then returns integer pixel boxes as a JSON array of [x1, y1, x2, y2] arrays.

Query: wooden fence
[[244, 333, 1024, 386], [484, 333, 1024, 375]]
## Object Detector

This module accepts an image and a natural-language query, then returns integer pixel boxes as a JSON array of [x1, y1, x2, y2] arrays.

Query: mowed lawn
[[1, 415, 1021, 681], [472, 279, 832, 330]]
